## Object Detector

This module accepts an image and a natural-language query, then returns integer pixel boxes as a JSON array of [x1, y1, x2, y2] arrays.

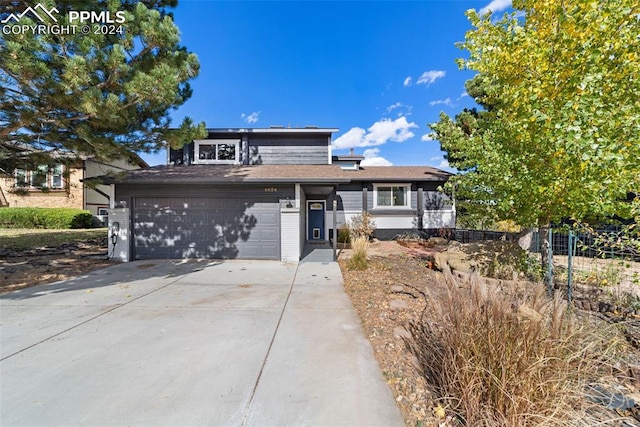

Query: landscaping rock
[[390, 299, 408, 310]]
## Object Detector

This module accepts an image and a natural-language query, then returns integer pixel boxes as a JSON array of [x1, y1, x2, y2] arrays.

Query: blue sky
[[142, 0, 514, 168]]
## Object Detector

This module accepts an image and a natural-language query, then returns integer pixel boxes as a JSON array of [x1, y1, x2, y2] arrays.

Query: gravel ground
[[339, 244, 640, 427], [0, 237, 117, 294]]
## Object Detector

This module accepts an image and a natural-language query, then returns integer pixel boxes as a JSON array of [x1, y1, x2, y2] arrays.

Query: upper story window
[[194, 139, 240, 164], [15, 164, 65, 190], [373, 184, 411, 209]]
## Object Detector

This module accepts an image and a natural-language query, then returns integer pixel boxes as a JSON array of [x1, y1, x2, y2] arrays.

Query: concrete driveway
[[0, 259, 403, 426]]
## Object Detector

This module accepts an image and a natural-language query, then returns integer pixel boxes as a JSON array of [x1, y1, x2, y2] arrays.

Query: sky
[[141, 0, 515, 168]]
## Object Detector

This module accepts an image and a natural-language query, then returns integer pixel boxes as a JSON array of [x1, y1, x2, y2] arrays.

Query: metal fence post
[[567, 229, 574, 303], [547, 227, 554, 295]]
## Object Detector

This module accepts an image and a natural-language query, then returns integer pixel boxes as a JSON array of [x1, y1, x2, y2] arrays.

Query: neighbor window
[[194, 140, 240, 164], [14, 164, 65, 190], [374, 184, 410, 208]]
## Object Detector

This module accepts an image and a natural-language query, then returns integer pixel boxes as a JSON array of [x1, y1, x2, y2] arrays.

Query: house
[[0, 147, 148, 220], [105, 127, 455, 262]]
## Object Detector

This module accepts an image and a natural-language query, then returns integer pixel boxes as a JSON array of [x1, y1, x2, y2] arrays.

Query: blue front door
[[308, 201, 325, 240]]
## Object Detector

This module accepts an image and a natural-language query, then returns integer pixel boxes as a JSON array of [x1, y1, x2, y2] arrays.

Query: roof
[[346, 166, 452, 181], [105, 164, 452, 185], [104, 164, 350, 184], [205, 127, 339, 135]]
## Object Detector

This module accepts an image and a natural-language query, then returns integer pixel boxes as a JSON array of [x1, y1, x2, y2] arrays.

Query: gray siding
[[169, 132, 330, 166], [331, 184, 363, 211], [247, 135, 328, 165], [423, 190, 452, 210]]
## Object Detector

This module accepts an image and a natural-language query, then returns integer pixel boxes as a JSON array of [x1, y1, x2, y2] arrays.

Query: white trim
[[372, 183, 411, 209], [306, 200, 326, 240], [295, 183, 301, 208], [193, 139, 240, 164], [328, 135, 332, 164]]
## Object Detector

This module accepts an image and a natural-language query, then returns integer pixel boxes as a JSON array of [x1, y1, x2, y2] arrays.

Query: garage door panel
[[134, 196, 280, 260]]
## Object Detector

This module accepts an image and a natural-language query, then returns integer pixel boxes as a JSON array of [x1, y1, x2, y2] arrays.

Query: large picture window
[[373, 184, 411, 208], [14, 164, 65, 190], [194, 140, 240, 164]]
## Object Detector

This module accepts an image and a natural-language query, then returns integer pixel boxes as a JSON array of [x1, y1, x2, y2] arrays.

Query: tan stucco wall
[[0, 167, 84, 209]]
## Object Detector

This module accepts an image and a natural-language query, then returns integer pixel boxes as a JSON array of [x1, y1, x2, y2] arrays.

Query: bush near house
[[350, 212, 376, 240], [347, 236, 369, 270], [337, 223, 351, 244], [0, 207, 94, 229], [408, 266, 618, 426]]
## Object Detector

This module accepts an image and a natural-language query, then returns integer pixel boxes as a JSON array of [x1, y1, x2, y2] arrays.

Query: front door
[[307, 201, 325, 240]]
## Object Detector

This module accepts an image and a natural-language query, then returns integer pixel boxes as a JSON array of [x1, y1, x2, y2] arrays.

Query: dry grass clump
[[408, 266, 619, 426], [347, 235, 369, 270]]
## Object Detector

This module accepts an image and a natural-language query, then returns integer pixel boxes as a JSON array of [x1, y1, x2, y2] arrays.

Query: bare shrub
[[408, 266, 619, 426], [347, 235, 369, 270], [337, 223, 351, 244], [350, 212, 376, 240]]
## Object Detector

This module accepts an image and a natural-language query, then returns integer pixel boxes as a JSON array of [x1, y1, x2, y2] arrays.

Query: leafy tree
[[432, 0, 640, 230], [0, 0, 206, 171]]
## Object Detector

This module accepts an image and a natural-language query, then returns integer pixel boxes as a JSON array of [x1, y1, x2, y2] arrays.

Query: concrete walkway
[[1, 259, 403, 426]]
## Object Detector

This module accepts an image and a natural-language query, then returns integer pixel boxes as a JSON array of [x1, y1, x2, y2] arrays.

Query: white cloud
[[417, 70, 446, 86], [241, 111, 260, 124], [479, 0, 512, 16], [421, 133, 434, 142], [332, 127, 367, 149], [332, 117, 418, 149], [366, 116, 418, 145], [457, 91, 469, 101], [429, 97, 453, 107], [361, 148, 393, 166], [386, 102, 402, 113], [403, 76, 412, 87], [429, 155, 453, 171], [386, 102, 413, 117]]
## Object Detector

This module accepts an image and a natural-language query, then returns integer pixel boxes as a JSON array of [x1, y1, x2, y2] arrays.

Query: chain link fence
[[453, 227, 640, 308]]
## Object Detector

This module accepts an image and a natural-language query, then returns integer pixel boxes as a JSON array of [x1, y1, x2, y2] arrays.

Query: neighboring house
[[106, 127, 455, 262], [0, 152, 148, 219]]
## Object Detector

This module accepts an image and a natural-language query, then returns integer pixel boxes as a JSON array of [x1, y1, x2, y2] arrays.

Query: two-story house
[[105, 127, 455, 262]]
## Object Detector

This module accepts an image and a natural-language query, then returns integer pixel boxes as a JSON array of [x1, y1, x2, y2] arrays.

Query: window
[[194, 140, 240, 164], [15, 169, 28, 188], [31, 165, 48, 188], [51, 164, 63, 189], [373, 184, 410, 208], [14, 164, 65, 190]]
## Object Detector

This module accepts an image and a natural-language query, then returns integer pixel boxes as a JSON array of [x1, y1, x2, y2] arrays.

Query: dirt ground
[[0, 237, 117, 294], [339, 240, 640, 427]]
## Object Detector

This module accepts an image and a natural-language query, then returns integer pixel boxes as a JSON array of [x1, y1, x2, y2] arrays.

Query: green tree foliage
[[0, 0, 206, 170], [431, 0, 640, 227]]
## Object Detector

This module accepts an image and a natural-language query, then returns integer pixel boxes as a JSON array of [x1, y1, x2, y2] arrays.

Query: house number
[[264, 187, 278, 192]]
